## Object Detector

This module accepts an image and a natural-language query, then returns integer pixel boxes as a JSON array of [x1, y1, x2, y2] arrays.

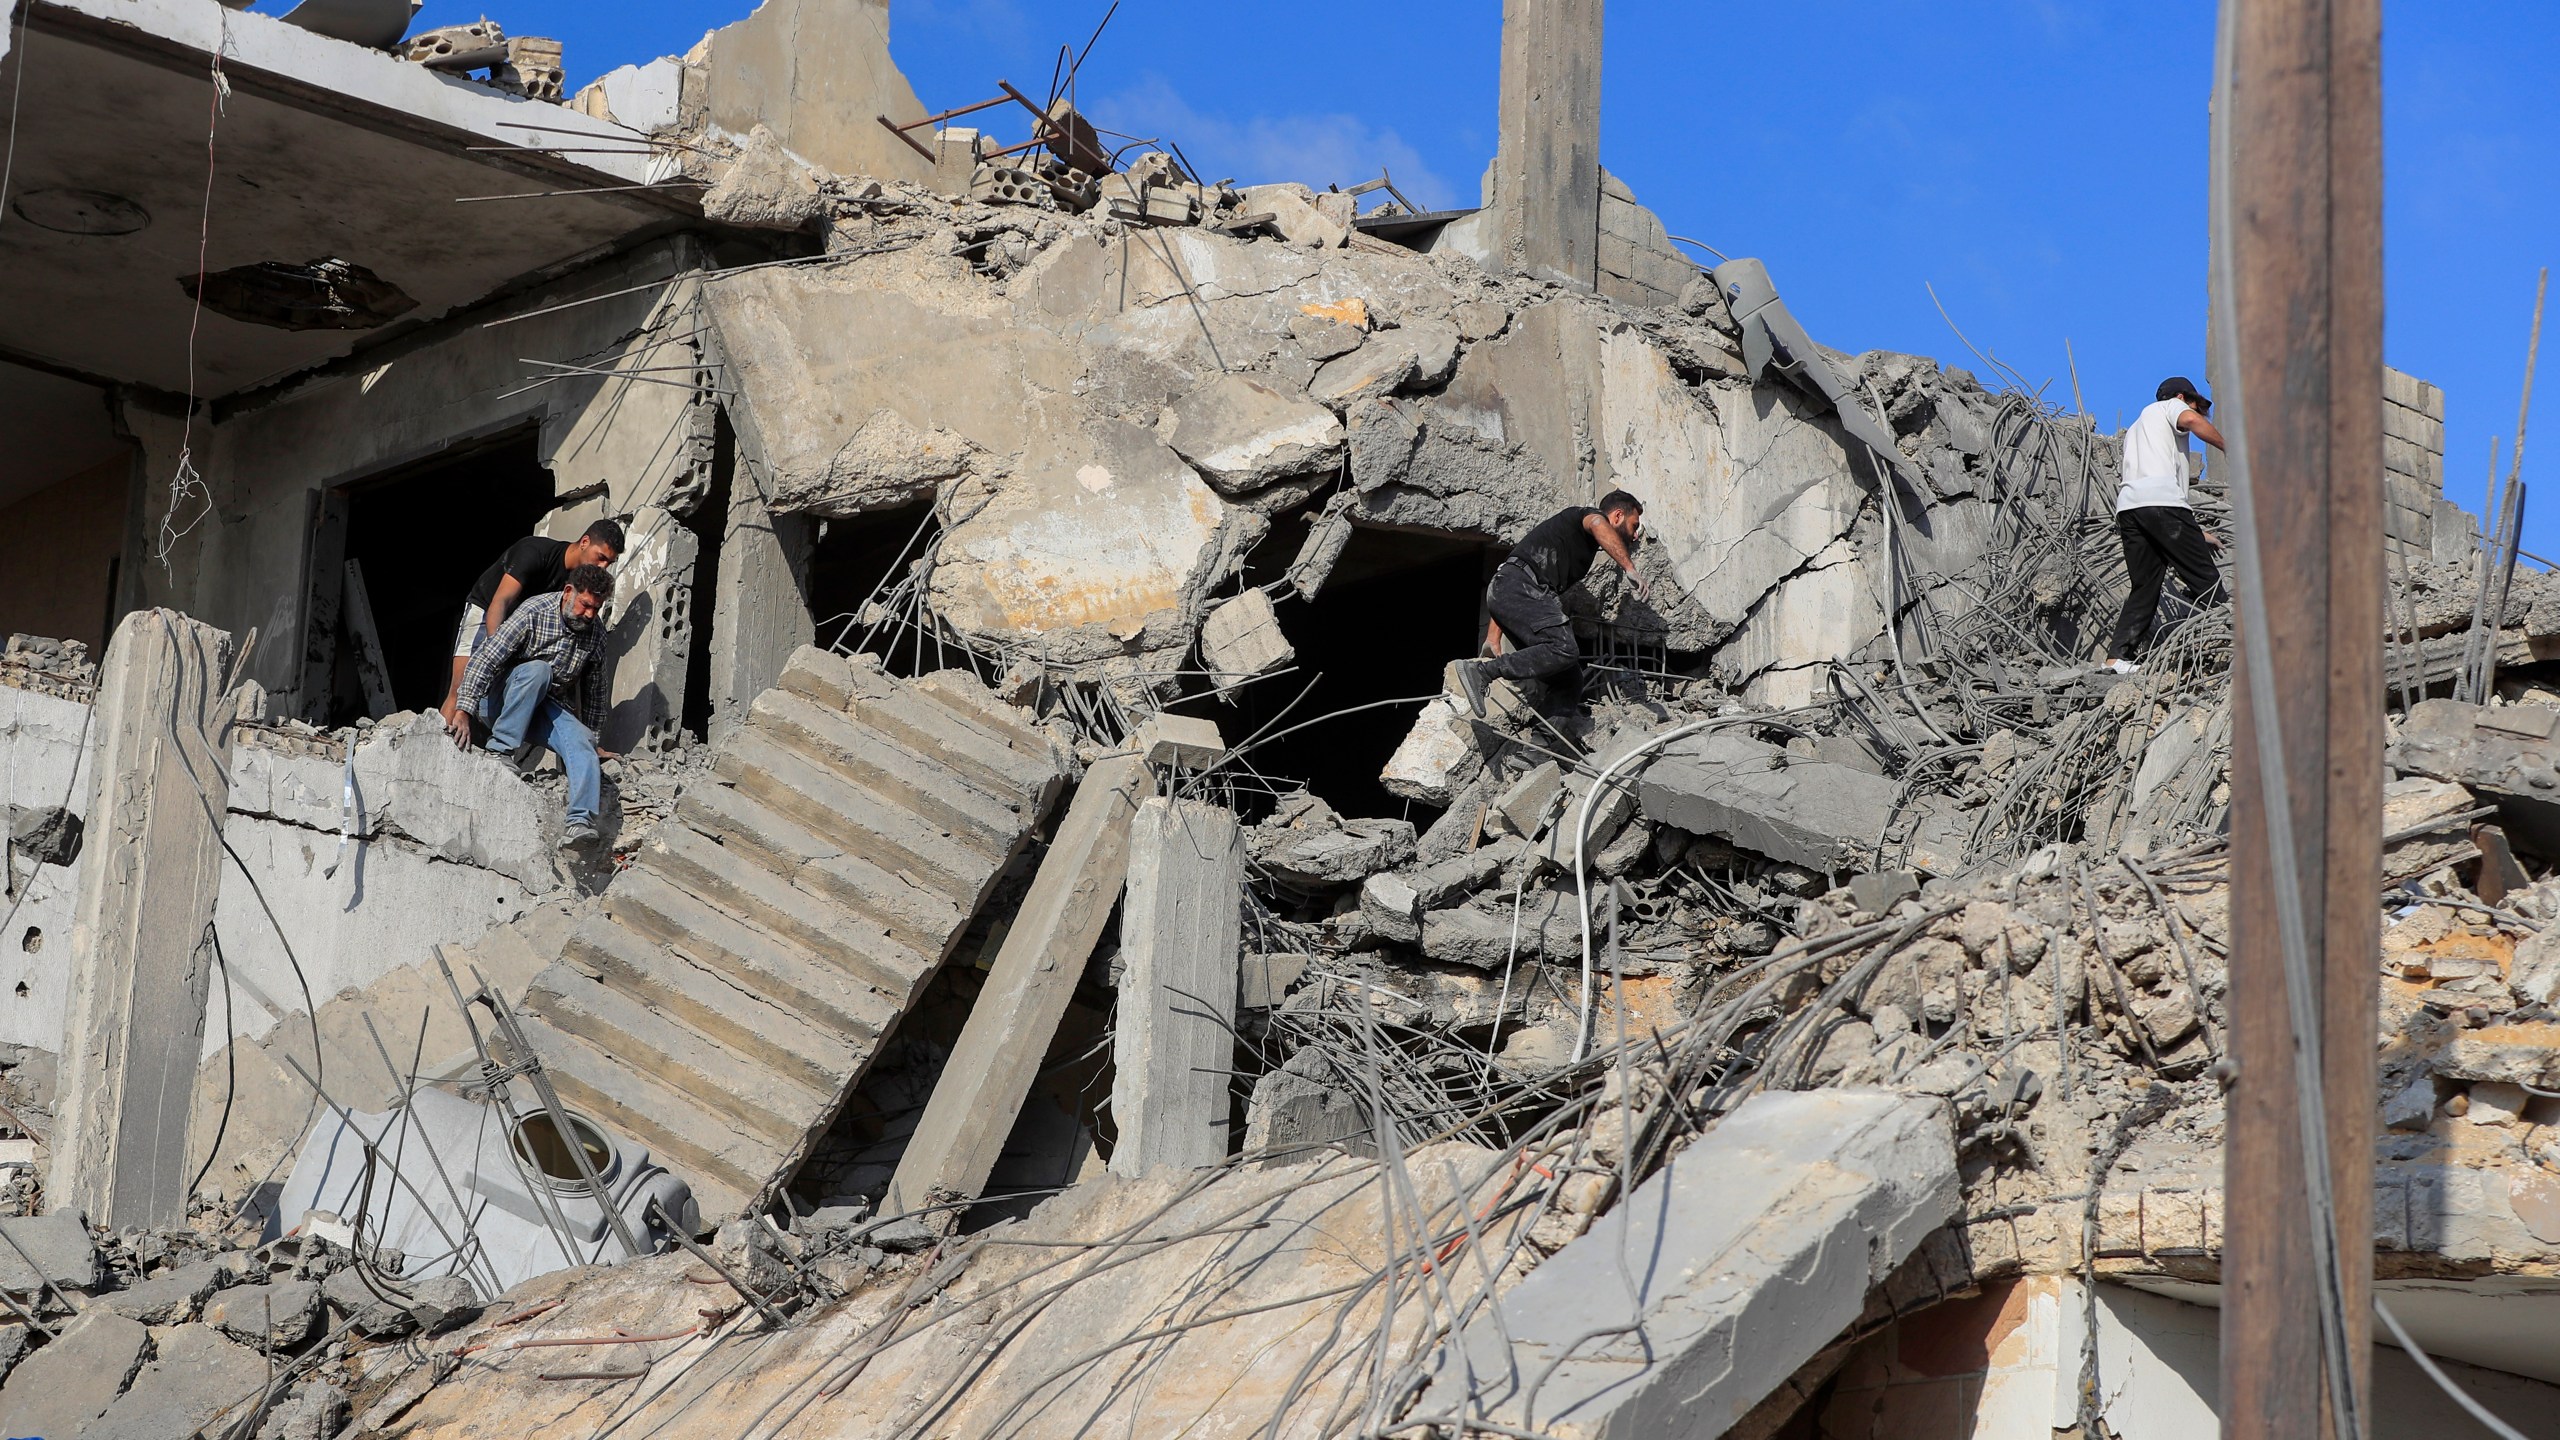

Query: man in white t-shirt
[[2106, 376, 2229, 673]]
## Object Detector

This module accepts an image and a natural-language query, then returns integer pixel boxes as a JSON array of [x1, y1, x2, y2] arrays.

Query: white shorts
[[452, 603, 487, 659]]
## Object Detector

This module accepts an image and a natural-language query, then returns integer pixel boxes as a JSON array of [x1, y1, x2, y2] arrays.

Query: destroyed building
[[0, 0, 2553, 1436]]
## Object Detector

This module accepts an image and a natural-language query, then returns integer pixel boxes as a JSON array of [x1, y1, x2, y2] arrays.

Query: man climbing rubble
[[1453, 491, 1649, 720], [438, 518, 624, 725], [2106, 377, 2228, 673], [444, 565, 617, 848]]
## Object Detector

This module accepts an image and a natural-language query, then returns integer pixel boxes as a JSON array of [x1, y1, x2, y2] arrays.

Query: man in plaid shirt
[[445, 564, 617, 846]]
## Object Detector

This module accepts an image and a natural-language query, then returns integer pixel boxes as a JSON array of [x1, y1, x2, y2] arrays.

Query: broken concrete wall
[[206, 719, 563, 1053], [127, 239, 718, 720], [692, 0, 939, 189], [0, 679, 97, 1054], [704, 204, 2016, 701]]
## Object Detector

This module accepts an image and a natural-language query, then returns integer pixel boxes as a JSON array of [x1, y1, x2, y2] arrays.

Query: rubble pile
[[0, 633, 95, 702]]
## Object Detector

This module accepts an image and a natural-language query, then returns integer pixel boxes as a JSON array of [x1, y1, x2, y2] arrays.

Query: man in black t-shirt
[[437, 518, 625, 725], [1454, 491, 1648, 719]]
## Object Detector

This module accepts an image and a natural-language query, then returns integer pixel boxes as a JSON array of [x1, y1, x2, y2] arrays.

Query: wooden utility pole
[[2220, 0, 2383, 1435]]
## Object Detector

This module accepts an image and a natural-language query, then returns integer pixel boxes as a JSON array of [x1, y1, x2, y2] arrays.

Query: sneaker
[[2105, 658, 2141, 675], [1453, 659, 1493, 718], [560, 822, 600, 849]]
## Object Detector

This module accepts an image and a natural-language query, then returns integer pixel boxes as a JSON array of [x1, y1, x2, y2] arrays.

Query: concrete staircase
[[495, 649, 1064, 1219]]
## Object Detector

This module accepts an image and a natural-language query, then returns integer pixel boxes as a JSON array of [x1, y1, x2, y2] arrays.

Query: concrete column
[[707, 470, 812, 745], [1109, 797, 1243, 1177], [48, 609, 236, 1228], [1494, 0, 1605, 289], [885, 752, 1152, 1221]]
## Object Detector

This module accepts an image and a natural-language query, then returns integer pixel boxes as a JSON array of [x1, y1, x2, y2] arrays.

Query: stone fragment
[[1804, 1020, 1878, 1086], [1160, 375, 1346, 494], [1132, 713, 1226, 770], [1111, 799, 1244, 1176], [1639, 733, 1899, 873], [321, 1265, 417, 1338], [1381, 693, 1487, 806], [1422, 1090, 1958, 1439], [1288, 313, 1365, 360], [87, 1322, 269, 1440], [255, 1380, 348, 1440], [1344, 396, 1423, 492], [1412, 842, 1516, 908], [8, 804, 81, 866], [1487, 761, 1566, 840], [204, 1277, 323, 1350], [1538, 773, 1639, 867], [0, 1321, 26, 1386], [2465, 1081, 2530, 1127], [1239, 952, 1309, 1010], [99, 1258, 223, 1324], [1360, 872, 1424, 945], [2511, 926, 2560, 1008], [0, 1311, 149, 1438], [0, 1210, 100, 1294], [1249, 818, 1417, 887], [1308, 334, 1418, 407], [2382, 1073, 2439, 1131], [2435, 1024, 2560, 1086], [1237, 183, 1347, 249], [1839, 872, 1920, 917], [404, 1274, 479, 1334], [1243, 1052, 1369, 1156], [1199, 589, 1295, 688], [1452, 299, 1510, 341], [703, 123, 826, 230]]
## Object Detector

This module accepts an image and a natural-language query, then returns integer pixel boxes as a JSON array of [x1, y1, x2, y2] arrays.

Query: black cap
[[2156, 376, 2208, 407]]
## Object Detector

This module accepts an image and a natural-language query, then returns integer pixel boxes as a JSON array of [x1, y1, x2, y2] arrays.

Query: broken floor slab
[[1420, 1088, 1957, 1439], [1637, 730, 1899, 874]]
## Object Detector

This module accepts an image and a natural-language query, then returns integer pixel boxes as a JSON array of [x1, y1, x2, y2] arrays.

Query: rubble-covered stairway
[[494, 649, 1066, 1220]]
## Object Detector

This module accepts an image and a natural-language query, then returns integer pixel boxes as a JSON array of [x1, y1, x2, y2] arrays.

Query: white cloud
[[1084, 75, 1462, 210]]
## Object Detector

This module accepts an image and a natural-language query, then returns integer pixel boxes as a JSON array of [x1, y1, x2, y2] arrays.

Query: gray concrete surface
[[49, 609, 235, 1228], [1421, 1088, 1958, 1439], [1637, 732, 1899, 874], [886, 751, 1151, 1220], [1111, 798, 1244, 1176]]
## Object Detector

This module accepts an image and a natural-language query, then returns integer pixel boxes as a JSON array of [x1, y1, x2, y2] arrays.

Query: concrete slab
[[1637, 732, 1898, 873], [0, 1310, 147, 1436], [87, 1321, 269, 1440], [0, 1209, 99, 1293], [1421, 1088, 1958, 1439], [1160, 374, 1345, 495], [886, 753, 1152, 1220], [1110, 799, 1244, 1176]]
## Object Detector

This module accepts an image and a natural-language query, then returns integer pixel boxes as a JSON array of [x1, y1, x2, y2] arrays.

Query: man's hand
[[1633, 574, 1654, 604], [443, 709, 474, 750]]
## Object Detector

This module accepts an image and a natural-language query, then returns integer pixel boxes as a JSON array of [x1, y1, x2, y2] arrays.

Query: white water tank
[[272, 1086, 698, 1295]]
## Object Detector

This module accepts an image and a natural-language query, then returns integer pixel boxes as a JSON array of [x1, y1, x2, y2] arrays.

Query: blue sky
[[397, 0, 2555, 553]]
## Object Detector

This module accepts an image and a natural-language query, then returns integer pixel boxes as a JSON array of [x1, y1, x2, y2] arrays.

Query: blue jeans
[[485, 661, 600, 828]]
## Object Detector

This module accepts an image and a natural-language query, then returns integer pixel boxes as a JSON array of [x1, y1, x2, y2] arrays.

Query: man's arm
[[453, 602, 538, 734], [1581, 513, 1649, 599], [484, 573, 527, 634], [1582, 513, 1640, 576], [2179, 410, 2228, 452]]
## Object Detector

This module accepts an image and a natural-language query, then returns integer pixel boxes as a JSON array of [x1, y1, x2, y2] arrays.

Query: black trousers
[[2108, 506, 2224, 661], [1482, 561, 1581, 700]]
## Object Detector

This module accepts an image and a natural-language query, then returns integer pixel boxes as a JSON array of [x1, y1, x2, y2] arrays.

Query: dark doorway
[[802, 499, 940, 672], [1216, 525, 1493, 820], [333, 432, 557, 722]]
